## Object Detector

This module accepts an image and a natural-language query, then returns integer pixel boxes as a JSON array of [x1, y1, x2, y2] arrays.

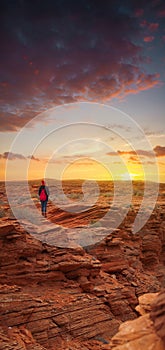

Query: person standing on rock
[[38, 180, 50, 217]]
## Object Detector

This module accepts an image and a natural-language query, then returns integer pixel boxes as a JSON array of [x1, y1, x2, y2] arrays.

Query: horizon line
[[1, 178, 164, 184]]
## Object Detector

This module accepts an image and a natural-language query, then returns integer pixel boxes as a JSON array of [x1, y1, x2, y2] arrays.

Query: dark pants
[[41, 200, 48, 214]]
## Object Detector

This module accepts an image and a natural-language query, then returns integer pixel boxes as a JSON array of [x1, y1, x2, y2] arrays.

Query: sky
[[0, 0, 165, 182]]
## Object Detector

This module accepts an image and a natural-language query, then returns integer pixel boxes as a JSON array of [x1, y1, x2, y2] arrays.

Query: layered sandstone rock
[[0, 325, 47, 350], [150, 290, 165, 343], [110, 291, 165, 350], [0, 284, 120, 349], [0, 216, 164, 350]]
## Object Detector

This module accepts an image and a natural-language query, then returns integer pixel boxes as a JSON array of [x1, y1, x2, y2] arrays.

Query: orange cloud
[[154, 145, 165, 157], [144, 36, 155, 42], [148, 23, 159, 31], [140, 21, 159, 32], [118, 149, 154, 157], [107, 146, 165, 159], [128, 155, 139, 163]]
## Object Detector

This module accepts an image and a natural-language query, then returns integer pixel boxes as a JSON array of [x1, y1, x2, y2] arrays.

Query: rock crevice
[[0, 217, 164, 350]]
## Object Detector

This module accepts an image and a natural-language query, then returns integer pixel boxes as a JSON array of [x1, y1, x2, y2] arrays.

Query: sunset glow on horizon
[[0, 1, 165, 184]]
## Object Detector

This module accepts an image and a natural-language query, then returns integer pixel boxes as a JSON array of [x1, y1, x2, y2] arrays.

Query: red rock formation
[[150, 290, 165, 344], [0, 204, 164, 350], [110, 291, 165, 350]]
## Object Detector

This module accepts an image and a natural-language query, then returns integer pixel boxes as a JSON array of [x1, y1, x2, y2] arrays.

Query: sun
[[120, 172, 142, 181], [62, 158, 113, 181]]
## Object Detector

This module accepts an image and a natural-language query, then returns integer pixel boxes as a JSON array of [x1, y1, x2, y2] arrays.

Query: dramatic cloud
[[107, 149, 153, 157], [118, 149, 154, 157], [148, 23, 159, 31], [0, 106, 53, 131], [128, 155, 139, 163], [1, 0, 163, 131], [0, 112, 36, 132], [154, 145, 165, 157], [0, 152, 40, 161], [140, 20, 159, 32], [2, 152, 26, 160], [107, 146, 165, 158], [27, 155, 40, 161], [143, 36, 155, 42]]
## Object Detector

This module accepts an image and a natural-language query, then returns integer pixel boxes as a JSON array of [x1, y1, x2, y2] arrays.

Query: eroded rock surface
[[0, 190, 164, 350], [150, 290, 165, 343], [110, 291, 165, 350]]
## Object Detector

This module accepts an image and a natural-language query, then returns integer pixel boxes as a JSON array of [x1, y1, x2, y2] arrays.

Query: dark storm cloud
[[0, 0, 163, 131]]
